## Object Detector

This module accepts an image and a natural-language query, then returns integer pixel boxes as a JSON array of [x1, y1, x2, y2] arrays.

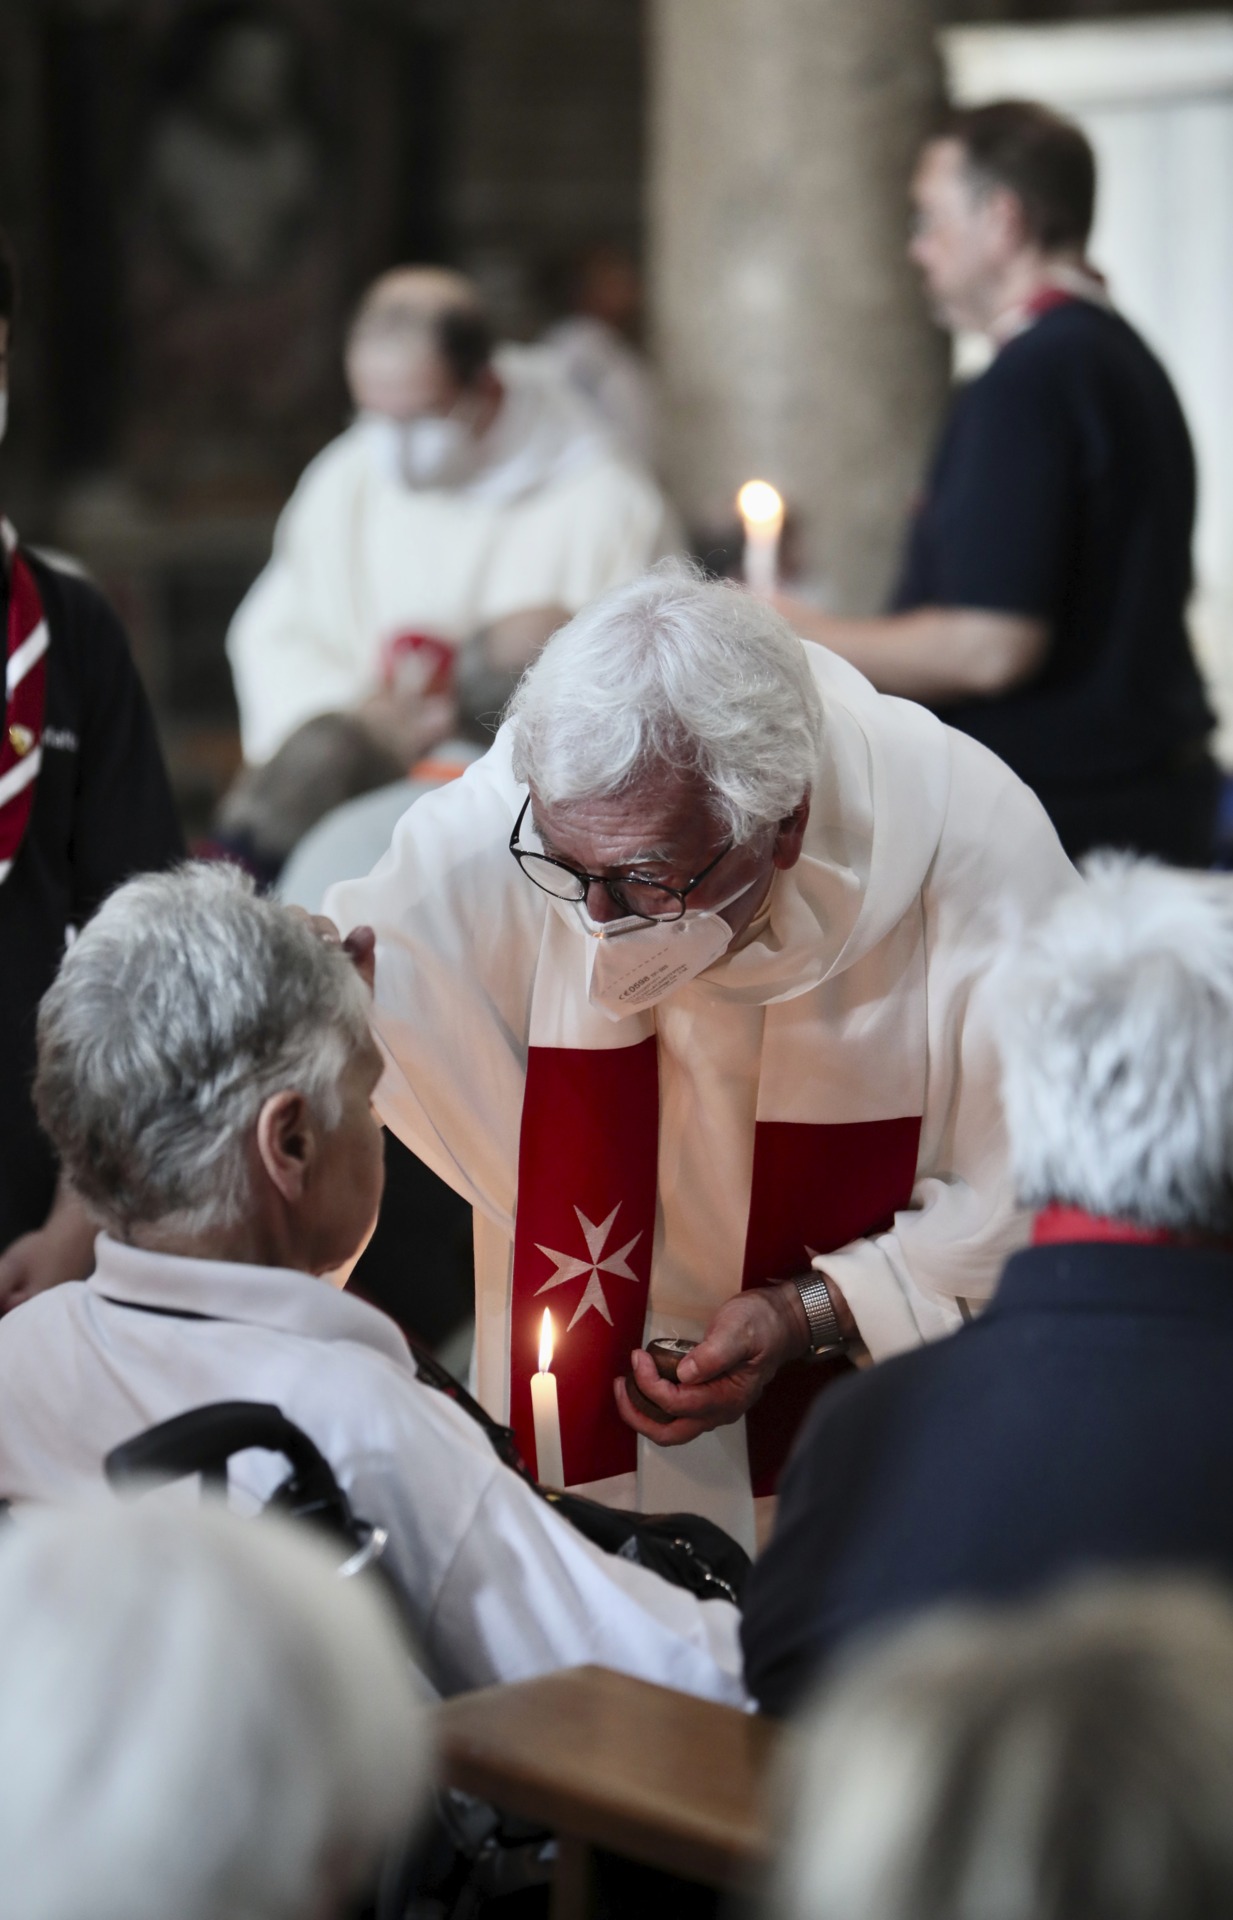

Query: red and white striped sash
[[0, 522, 48, 885]]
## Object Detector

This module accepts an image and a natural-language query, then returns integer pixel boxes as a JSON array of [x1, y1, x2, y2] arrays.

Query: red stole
[[510, 1039, 660, 1486], [0, 538, 49, 884], [509, 1037, 921, 1490], [740, 1117, 921, 1494]]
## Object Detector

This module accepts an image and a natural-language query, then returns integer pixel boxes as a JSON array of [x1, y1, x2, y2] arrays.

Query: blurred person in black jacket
[[0, 228, 183, 1309]]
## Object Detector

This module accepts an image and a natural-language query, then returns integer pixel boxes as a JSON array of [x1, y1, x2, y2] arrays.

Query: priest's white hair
[[35, 860, 373, 1239], [995, 855, 1233, 1232], [506, 561, 824, 841], [0, 1501, 429, 1920]]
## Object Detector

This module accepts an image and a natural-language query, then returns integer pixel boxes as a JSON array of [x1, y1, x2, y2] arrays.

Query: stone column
[[649, 0, 949, 613]]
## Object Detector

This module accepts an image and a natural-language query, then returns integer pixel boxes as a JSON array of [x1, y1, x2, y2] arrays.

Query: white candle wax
[[531, 1370, 565, 1487], [737, 479, 785, 596], [531, 1308, 565, 1487]]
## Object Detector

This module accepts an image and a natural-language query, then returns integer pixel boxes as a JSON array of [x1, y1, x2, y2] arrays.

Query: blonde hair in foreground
[[0, 1502, 430, 1920], [774, 1578, 1233, 1920]]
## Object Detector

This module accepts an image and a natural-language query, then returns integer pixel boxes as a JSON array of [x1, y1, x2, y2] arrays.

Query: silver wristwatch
[[796, 1273, 849, 1354]]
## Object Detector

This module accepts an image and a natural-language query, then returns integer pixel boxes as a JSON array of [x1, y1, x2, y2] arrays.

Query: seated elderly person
[[0, 862, 745, 1706], [742, 857, 1233, 1714]]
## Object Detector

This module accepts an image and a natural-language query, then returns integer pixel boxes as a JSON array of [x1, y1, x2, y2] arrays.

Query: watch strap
[[796, 1273, 848, 1353]]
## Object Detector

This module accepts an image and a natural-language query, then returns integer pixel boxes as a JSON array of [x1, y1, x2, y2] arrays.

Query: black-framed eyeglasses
[[508, 794, 735, 923]]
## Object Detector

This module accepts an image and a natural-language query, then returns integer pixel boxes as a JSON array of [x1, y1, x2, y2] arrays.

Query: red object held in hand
[[380, 630, 455, 697]]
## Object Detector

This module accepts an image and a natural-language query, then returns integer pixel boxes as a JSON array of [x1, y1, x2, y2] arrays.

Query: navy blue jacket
[[742, 1242, 1233, 1716]]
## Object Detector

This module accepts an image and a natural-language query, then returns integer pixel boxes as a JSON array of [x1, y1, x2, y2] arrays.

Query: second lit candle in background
[[738, 479, 784, 596]]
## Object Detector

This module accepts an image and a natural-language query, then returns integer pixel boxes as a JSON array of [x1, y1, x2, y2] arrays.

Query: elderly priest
[[328, 566, 1075, 1549]]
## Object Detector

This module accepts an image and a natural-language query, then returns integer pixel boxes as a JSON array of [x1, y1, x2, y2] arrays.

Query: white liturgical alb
[[227, 347, 675, 763]]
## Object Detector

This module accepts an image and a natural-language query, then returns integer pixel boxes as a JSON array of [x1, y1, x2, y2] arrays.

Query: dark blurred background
[[0, 0, 645, 829], [0, 0, 1225, 831]]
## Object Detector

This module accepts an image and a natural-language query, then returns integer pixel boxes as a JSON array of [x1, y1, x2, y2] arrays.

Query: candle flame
[[736, 479, 784, 528], [538, 1308, 555, 1374]]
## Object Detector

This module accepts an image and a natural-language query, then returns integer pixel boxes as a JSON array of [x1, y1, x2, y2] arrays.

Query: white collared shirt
[[0, 1236, 747, 1706]]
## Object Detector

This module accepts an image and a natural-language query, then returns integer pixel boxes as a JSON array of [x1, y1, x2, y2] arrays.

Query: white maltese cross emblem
[[535, 1204, 644, 1330]]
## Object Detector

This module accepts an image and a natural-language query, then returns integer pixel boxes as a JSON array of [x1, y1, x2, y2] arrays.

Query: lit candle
[[531, 1308, 565, 1488], [737, 479, 785, 596]]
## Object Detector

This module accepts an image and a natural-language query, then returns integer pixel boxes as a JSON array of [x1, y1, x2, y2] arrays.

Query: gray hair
[[35, 861, 373, 1239], [774, 1578, 1233, 1920], [993, 855, 1233, 1234], [506, 563, 824, 841], [0, 1502, 429, 1920]]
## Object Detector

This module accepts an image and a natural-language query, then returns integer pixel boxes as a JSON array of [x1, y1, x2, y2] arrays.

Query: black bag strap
[[405, 1333, 539, 1484], [404, 1331, 749, 1606]]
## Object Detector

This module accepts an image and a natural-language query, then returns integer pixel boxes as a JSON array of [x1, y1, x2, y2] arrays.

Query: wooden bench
[[433, 1663, 782, 1917]]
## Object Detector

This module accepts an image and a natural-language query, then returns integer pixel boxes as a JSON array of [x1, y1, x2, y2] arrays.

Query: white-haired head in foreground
[[506, 562, 824, 842], [34, 861, 374, 1241], [994, 854, 1233, 1233], [0, 1501, 429, 1920], [774, 1577, 1233, 1920]]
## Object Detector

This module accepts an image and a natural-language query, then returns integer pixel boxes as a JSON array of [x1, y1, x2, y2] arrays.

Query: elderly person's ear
[[255, 1090, 316, 1200]]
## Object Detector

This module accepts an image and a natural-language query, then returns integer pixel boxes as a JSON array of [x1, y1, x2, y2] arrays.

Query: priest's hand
[[614, 1281, 816, 1447], [340, 924, 377, 991], [288, 910, 377, 993]]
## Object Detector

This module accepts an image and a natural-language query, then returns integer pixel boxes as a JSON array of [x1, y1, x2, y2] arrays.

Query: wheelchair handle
[[104, 1401, 337, 1495]]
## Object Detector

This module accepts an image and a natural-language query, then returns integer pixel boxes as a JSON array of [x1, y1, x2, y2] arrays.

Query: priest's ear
[[771, 793, 811, 871]]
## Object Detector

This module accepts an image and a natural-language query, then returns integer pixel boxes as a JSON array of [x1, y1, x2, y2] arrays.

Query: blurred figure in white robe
[[540, 241, 656, 470], [226, 264, 675, 769]]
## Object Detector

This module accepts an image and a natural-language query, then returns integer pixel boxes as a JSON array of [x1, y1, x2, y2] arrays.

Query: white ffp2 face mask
[[399, 413, 477, 488], [560, 875, 760, 1020], [357, 409, 478, 491]]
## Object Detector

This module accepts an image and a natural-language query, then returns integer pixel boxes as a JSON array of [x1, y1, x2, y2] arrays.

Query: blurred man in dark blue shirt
[[779, 102, 1215, 866]]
